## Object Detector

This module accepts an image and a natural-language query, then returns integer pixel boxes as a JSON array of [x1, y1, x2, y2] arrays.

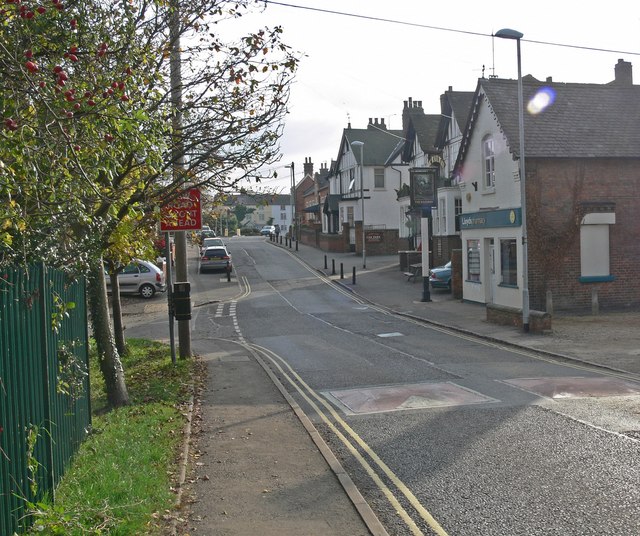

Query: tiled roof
[[478, 76, 640, 158], [342, 126, 405, 166]]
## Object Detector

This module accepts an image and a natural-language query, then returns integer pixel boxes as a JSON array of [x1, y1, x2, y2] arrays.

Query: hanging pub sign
[[410, 167, 437, 206], [160, 188, 202, 231]]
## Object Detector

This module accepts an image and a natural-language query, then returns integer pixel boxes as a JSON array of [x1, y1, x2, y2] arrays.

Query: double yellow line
[[250, 343, 449, 536]]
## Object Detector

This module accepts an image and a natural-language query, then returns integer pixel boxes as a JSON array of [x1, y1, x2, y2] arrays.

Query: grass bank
[[28, 339, 199, 535]]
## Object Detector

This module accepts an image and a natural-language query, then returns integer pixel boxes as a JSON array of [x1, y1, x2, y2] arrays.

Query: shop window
[[467, 239, 481, 282], [500, 238, 518, 286]]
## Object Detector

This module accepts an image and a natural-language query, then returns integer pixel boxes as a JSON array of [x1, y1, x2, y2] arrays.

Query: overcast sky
[[230, 0, 640, 192]]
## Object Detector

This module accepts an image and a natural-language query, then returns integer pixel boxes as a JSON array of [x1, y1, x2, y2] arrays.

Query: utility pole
[[170, 0, 191, 358]]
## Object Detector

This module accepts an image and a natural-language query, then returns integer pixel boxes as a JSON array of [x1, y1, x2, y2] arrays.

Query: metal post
[[340, 263, 344, 279], [165, 232, 176, 364], [496, 28, 529, 333], [331, 259, 336, 275], [421, 275, 431, 303], [324, 255, 327, 270], [352, 266, 356, 285]]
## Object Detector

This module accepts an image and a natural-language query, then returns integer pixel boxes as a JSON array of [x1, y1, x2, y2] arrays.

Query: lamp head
[[351, 140, 364, 148], [495, 28, 523, 40]]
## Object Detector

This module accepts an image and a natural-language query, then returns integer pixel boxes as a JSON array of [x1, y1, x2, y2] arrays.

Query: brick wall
[[527, 158, 640, 312], [433, 235, 462, 268]]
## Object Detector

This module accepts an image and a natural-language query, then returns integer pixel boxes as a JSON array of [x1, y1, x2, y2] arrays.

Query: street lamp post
[[286, 162, 295, 241], [496, 28, 529, 333], [351, 141, 366, 269]]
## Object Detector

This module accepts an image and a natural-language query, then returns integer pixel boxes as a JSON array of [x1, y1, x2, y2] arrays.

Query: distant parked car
[[106, 259, 167, 299], [199, 246, 232, 273], [429, 261, 452, 290], [260, 225, 276, 236], [200, 237, 225, 255]]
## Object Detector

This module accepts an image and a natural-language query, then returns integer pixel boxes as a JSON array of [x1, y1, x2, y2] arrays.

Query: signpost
[[160, 188, 201, 363], [160, 188, 202, 232]]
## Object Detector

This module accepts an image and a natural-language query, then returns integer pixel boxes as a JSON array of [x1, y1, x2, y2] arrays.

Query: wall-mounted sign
[[460, 208, 521, 229], [160, 188, 202, 231], [365, 231, 384, 243]]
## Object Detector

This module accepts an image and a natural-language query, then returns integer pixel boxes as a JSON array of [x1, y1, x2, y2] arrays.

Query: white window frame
[[482, 136, 495, 189], [374, 167, 385, 189], [580, 212, 615, 282]]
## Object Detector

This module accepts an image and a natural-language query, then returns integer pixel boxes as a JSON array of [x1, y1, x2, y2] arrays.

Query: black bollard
[[340, 263, 344, 279], [227, 261, 231, 282], [324, 255, 328, 270], [295, 239, 298, 251], [289, 237, 292, 249], [331, 259, 336, 275], [352, 266, 356, 285]]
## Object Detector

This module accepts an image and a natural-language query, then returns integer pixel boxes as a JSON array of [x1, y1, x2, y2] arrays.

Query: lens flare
[[527, 86, 556, 115]]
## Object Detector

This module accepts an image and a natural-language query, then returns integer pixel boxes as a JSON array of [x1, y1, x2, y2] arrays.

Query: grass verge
[[27, 338, 199, 535]]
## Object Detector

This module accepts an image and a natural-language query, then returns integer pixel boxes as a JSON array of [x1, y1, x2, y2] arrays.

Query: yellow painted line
[[252, 345, 424, 536], [253, 344, 450, 536]]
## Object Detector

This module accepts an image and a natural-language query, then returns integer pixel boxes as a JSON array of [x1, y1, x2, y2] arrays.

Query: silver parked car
[[200, 237, 225, 255], [199, 246, 232, 273], [106, 259, 167, 299]]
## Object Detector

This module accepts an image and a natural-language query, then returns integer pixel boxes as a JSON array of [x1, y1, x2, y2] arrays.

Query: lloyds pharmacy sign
[[460, 208, 522, 229]]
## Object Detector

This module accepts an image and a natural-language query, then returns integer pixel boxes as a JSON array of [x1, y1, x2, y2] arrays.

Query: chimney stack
[[614, 58, 633, 86], [303, 157, 313, 177]]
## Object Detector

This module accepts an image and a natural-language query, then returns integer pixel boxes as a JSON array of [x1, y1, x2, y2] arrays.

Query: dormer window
[[482, 136, 495, 189]]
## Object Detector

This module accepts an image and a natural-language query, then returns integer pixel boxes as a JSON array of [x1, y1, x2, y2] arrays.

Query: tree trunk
[[88, 260, 129, 408], [109, 272, 127, 357]]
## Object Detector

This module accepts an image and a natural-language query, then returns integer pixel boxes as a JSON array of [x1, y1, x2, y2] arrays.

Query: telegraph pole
[[170, 0, 191, 358]]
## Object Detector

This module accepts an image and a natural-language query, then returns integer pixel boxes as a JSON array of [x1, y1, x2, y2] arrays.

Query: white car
[[106, 259, 166, 299], [260, 225, 276, 236]]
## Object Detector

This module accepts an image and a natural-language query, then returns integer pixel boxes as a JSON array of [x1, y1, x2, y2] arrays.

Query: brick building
[[456, 59, 640, 313]]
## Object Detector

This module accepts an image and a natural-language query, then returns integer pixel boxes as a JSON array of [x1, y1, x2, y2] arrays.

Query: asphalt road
[[127, 236, 640, 535]]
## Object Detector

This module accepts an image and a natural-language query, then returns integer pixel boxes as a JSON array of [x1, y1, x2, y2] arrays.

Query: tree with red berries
[[1, 0, 299, 408]]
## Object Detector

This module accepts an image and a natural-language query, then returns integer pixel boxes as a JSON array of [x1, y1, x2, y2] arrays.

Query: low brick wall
[[486, 303, 552, 334], [318, 232, 348, 253]]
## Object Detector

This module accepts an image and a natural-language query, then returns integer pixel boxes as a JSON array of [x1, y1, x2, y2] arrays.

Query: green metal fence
[[0, 264, 91, 535]]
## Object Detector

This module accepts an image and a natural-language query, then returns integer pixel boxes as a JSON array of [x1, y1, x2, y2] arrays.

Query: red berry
[[24, 49, 33, 58], [73, 145, 80, 151], [87, 99, 96, 106], [38, 81, 46, 88], [104, 133, 114, 142], [57, 70, 68, 81], [36, 5, 45, 13], [68, 54, 78, 62], [107, 88, 114, 95], [25, 10, 33, 17], [69, 45, 78, 54], [118, 81, 125, 90], [66, 111, 73, 118], [73, 103, 80, 110], [53, 65, 62, 73], [120, 94, 129, 102], [25, 61, 38, 73]]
